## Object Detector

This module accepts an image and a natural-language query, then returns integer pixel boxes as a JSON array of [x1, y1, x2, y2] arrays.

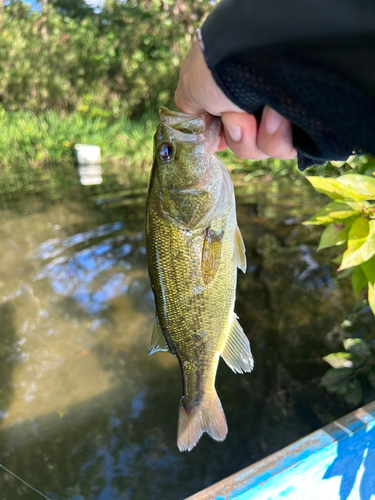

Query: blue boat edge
[[186, 400, 375, 500]]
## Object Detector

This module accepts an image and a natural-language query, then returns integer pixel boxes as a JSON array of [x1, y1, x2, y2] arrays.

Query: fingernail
[[224, 123, 242, 143], [264, 108, 282, 135]]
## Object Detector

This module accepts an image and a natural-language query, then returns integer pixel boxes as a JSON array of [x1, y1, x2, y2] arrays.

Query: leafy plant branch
[[305, 159, 375, 407], [304, 166, 375, 315]]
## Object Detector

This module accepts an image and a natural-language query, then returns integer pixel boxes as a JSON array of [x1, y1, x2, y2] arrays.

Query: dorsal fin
[[234, 225, 247, 273], [221, 313, 254, 373], [149, 316, 170, 355]]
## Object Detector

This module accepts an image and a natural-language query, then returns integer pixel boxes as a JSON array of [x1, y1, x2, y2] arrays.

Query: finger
[[174, 43, 205, 114], [174, 81, 204, 115], [175, 41, 243, 116], [222, 112, 269, 160], [216, 131, 227, 152], [257, 106, 297, 159]]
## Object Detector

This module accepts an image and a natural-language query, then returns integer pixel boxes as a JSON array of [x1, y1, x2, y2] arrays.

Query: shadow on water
[[0, 345, 183, 500], [0, 303, 16, 421], [0, 166, 372, 499], [324, 423, 375, 500]]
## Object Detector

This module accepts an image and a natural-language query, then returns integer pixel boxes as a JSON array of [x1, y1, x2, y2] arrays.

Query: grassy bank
[[0, 108, 301, 179], [0, 108, 157, 169], [4, 107, 373, 181]]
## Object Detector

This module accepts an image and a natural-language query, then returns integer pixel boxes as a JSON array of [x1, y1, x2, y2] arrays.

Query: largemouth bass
[[145, 107, 253, 452]]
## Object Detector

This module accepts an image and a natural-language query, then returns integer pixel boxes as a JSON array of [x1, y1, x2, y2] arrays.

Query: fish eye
[[158, 143, 173, 161]]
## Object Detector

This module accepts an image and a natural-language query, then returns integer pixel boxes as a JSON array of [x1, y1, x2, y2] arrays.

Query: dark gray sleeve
[[200, 0, 375, 169]]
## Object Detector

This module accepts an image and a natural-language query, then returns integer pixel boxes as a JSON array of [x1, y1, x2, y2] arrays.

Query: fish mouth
[[160, 106, 205, 134], [159, 106, 222, 141]]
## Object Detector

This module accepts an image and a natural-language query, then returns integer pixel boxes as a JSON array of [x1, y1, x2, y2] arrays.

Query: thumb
[[175, 41, 242, 116]]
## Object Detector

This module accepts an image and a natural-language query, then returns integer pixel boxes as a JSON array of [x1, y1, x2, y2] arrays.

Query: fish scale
[[148, 208, 235, 379]]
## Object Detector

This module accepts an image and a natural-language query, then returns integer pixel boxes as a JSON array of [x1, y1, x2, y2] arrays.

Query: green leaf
[[306, 175, 375, 202], [321, 367, 354, 386], [340, 220, 375, 270], [318, 221, 352, 250], [362, 256, 375, 315], [367, 369, 375, 390], [347, 217, 369, 253], [337, 268, 353, 280], [368, 283, 375, 316], [304, 201, 361, 226], [361, 256, 375, 284], [352, 300, 368, 313], [344, 380, 363, 406], [364, 166, 375, 177], [336, 174, 375, 200], [332, 253, 344, 265], [336, 383, 349, 396], [323, 352, 363, 369], [343, 338, 371, 357], [351, 263, 368, 295], [325, 378, 348, 393]]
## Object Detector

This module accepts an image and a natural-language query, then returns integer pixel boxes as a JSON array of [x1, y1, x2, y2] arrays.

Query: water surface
[[0, 164, 367, 499]]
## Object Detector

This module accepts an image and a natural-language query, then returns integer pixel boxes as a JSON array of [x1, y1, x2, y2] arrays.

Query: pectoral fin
[[201, 228, 223, 285], [221, 313, 254, 373], [149, 316, 170, 355], [234, 225, 247, 273]]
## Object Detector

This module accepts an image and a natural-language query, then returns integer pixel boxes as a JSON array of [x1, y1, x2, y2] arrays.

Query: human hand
[[175, 40, 297, 160]]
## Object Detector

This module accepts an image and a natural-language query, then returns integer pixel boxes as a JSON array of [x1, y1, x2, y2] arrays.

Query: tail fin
[[177, 390, 228, 452]]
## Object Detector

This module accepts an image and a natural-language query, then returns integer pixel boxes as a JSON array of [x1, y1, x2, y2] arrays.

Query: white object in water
[[78, 164, 103, 186], [74, 144, 101, 165]]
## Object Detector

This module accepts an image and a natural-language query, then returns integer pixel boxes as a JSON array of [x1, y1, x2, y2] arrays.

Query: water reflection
[[0, 166, 371, 499], [33, 222, 136, 314], [78, 164, 103, 186]]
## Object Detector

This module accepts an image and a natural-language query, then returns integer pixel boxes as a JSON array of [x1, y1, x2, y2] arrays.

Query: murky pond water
[[0, 164, 369, 499]]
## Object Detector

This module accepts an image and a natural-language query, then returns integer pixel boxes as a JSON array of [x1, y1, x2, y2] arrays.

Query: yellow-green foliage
[[322, 334, 374, 407], [305, 159, 375, 407], [304, 159, 375, 315], [0, 1, 212, 116]]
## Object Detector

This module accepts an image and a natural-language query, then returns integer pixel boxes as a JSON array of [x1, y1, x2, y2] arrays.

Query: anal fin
[[221, 313, 254, 373], [149, 315, 170, 355], [234, 225, 247, 273]]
